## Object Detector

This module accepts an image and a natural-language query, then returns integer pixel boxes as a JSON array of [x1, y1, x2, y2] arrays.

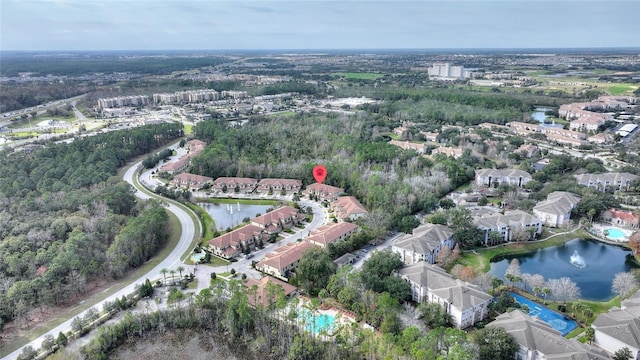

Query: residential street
[[5, 151, 327, 360]]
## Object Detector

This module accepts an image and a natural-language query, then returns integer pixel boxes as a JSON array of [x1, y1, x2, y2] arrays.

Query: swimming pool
[[606, 227, 626, 240], [299, 309, 335, 334], [507, 292, 577, 336]]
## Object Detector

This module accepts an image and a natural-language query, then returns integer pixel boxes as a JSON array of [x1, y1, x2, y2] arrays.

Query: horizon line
[[1, 46, 639, 53]]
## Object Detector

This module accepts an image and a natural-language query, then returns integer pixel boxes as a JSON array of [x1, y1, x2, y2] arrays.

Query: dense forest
[[0, 54, 228, 77], [191, 114, 461, 234], [0, 123, 183, 331]]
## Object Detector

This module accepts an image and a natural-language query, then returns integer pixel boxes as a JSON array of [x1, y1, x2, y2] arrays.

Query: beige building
[[307, 222, 360, 248], [398, 262, 492, 329], [332, 196, 368, 221], [489, 311, 609, 360], [256, 240, 316, 280], [532, 191, 581, 228], [392, 223, 455, 265]]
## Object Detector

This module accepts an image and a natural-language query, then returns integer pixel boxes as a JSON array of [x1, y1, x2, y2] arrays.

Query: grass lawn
[[183, 123, 193, 135], [566, 327, 585, 339], [186, 203, 216, 240], [607, 83, 638, 96], [545, 117, 569, 125], [337, 72, 384, 80], [268, 111, 297, 117]]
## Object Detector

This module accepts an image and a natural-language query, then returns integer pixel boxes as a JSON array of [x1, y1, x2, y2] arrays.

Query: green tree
[[584, 327, 595, 345], [418, 302, 451, 328], [160, 268, 168, 286], [40, 334, 56, 353], [56, 331, 68, 347], [613, 347, 633, 360], [360, 250, 404, 294], [473, 326, 519, 360], [296, 247, 336, 296]]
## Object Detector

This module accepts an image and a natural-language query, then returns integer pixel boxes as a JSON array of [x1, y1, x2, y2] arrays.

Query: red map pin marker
[[313, 165, 327, 184]]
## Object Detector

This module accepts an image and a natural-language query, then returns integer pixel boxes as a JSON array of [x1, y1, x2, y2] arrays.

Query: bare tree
[[612, 272, 637, 299], [547, 277, 581, 304], [521, 273, 544, 292], [473, 272, 493, 292], [65, 269, 87, 297], [505, 258, 521, 277]]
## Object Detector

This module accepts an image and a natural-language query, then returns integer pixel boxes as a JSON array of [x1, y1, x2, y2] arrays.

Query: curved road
[[5, 158, 327, 359], [4, 161, 197, 360]]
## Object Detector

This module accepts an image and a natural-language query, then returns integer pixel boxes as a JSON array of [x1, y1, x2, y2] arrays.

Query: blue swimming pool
[[606, 228, 626, 240], [507, 292, 577, 336], [299, 309, 335, 334]]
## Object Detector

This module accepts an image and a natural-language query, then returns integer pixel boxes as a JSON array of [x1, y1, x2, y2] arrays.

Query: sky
[[1, 0, 639, 51]]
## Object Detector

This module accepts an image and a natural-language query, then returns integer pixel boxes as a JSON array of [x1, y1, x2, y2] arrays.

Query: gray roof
[[490, 311, 610, 360], [474, 209, 540, 229], [397, 262, 455, 290], [476, 168, 532, 179], [533, 191, 581, 216], [333, 253, 356, 267], [430, 284, 493, 309], [398, 263, 492, 311], [574, 172, 639, 185], [622, 290, 640, 309], [394, 223, 453, 254], [593, 304, 640, 349]]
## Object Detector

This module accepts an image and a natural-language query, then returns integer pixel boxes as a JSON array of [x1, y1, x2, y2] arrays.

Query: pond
[[198, 202, 273, 230], [531, 107, 563, 129], [489, 239, 636, 301]]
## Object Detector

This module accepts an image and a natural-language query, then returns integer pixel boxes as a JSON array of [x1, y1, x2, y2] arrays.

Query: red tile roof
[[208, 224, 263, 249], [245, 277, 297, 308], [332, 196, 367, 220], [608, 208, 639, 225], [252, 206, 300, 227], [308, 222, 360, 247], [257, 240, 315, 273]]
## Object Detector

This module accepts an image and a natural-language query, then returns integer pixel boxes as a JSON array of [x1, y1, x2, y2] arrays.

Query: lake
[[198, 202, 273, 230], [489, 238, 636, 301]]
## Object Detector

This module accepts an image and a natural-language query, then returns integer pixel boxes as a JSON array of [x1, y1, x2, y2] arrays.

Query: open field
[[607, 83, 638, 95]]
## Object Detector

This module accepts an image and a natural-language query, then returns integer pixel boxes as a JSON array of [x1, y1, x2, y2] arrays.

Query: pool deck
[[296, 296, 357, 333], [590, 223, 635, 243], [507, 292, 577, 336]]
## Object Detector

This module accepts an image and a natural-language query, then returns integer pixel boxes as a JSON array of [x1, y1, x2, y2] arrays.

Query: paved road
[[4, 161, 197, 360], [5, 152, 328, 359], [71, 101, 87, 122], [193, 198, 328, 293]]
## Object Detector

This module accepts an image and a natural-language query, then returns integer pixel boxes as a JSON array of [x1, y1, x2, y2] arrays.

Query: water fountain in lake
[[570, 250, 587, 269]]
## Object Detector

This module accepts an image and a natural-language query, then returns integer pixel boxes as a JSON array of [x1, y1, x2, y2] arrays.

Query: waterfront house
[[532, 191, 581, 228]]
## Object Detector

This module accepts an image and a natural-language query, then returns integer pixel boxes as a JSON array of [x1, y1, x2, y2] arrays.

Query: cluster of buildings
[[485, 290, 640, 360], [560, 96, 637, 132], [152, 90, 247, 105], [97, 95, 150, 109], [158, 139, 206, 175], [97, 89, 249, 108], [255, 222, 360, 280], [427, 63, 472, 81], [508, 121, 591, 147], [208, 205, 304, 259]]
